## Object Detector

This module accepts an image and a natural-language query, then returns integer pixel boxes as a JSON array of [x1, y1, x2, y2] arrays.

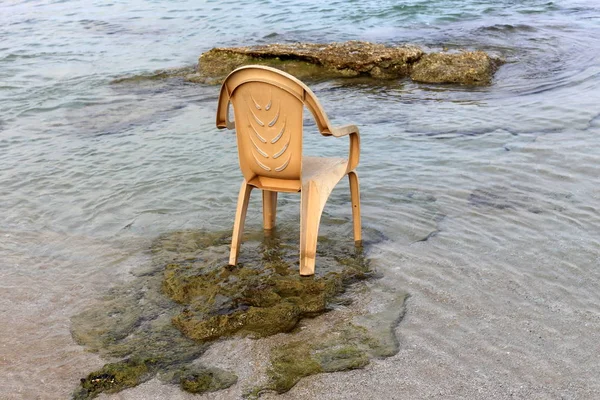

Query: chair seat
[[249, 156, 348, 193], [302, 156, 348, 189]]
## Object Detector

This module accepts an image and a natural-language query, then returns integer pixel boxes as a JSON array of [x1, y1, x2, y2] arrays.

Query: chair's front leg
[[300, 181, 325, 276], [229, 180, 253, 266], [262, 190, 278, 231]]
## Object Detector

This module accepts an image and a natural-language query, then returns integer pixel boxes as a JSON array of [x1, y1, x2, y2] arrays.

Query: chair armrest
[[329, 124, 359, 137], [327, 124, 360, 172]]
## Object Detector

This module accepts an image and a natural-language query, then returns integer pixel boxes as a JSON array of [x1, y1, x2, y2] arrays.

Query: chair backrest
[[217, 66, 333, 192]]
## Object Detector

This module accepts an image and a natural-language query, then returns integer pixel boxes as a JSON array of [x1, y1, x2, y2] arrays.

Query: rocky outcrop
[[111, 41, 503, 86], [193, 41, 502, 85]]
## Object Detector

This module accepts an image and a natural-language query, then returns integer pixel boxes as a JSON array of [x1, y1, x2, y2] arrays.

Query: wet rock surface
[[112, 41, 502, 86], [196, 42, 501, 85], [70, 226, 407, 399], [165, 233, 372, 343], [410, 51, 502, 85]]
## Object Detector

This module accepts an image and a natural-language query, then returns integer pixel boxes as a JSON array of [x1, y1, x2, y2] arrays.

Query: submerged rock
[[74, 358, 154, 399], [71, 225, 405, 398], [160, 365, 238, 394], [254, 286, 406, 396], [468, 185, 569, 214], [165, 233, 371, 342], [110, 66, 196, 84]]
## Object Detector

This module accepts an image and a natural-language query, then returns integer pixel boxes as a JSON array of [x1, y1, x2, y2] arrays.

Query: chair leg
[[348, 171, 362, 245], [262, 190, 278, 231], [229, 180, 253, 266], [300, 181, 326, 276]]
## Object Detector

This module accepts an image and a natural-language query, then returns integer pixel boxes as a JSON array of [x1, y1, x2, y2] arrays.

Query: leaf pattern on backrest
[[245, 91, 292, 173]]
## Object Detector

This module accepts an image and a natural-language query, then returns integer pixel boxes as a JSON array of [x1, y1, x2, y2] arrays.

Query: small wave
[[476, 24, 538, 33]]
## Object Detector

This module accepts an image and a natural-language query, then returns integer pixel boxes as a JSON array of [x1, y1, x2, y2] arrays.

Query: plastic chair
[[216, 65, 361, 276]]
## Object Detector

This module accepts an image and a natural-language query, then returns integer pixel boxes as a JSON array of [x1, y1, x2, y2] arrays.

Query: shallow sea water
[[1, 0, 599, 398]]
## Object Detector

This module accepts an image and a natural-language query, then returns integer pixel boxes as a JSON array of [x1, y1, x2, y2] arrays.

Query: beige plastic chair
[[216, 65, 361, 276]]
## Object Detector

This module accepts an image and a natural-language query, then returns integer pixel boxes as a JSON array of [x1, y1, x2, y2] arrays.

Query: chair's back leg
[[348, 171, 362, 245], [229, 180, 253, 266], [262, 190, 278, 231]]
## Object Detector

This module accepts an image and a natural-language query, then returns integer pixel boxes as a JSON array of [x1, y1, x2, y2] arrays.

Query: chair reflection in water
[[216, 65, 362, 276]]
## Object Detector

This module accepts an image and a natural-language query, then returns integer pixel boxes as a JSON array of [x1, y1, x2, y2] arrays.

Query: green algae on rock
[[160, 365, 238, 394], [251, 285, 408, 396], [71, 230, 234, 399], [71, 227, 384, 398], [74, 358, 155, 400], [74, 359, 237, 400], [164, 233, 372, 342]]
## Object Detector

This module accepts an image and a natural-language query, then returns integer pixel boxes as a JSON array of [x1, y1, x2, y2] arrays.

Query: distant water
[[1, 0, 600, 398]]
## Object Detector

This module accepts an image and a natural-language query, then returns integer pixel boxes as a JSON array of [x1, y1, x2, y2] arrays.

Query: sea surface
[[1, 0, 599, 398]]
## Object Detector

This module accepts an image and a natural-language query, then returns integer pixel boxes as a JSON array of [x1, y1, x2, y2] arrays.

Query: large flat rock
[[194, 41, 502, 86], [111, 41, 503, 86]]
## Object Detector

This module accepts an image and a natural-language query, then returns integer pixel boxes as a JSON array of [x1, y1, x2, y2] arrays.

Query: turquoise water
[[1, 1, 600, 398]]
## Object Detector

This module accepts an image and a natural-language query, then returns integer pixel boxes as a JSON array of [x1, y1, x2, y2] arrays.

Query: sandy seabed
[[2, 224, 599, 400]]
